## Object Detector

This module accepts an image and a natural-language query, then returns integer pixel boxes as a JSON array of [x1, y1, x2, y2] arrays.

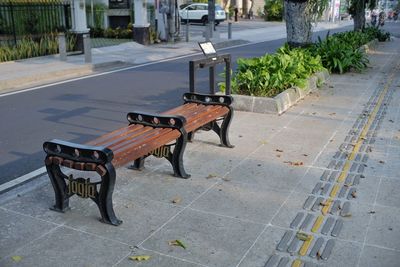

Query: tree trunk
[[284, 0, 312, 47], [352, 0, 366, 31]]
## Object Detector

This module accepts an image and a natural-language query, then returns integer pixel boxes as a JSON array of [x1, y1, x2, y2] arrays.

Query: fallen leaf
[[329, 139, 334, 142], [206, 174, 217, 179], [283, 161, 304, 166], [276, 149, 283, 153], [379, 160, 385, 164], [320, 201, 329, 206], [168, 239, 186, 249], [369, 211, 376, 214], [222, 177, 231, 181], [302, 154, 308, 157], [329, 113, 336, 116], [172, 197, 182, 204], [11, 256, 22, 262], [341, 213, 352, 218], [129, 255, 151, 261], [296, 232, 311, 241]]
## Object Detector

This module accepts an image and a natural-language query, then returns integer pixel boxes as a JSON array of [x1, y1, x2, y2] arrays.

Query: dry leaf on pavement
[[171, 197, 182, 204], [11, 256, 22, 262], [168, 239, 186, 249], [129, 255, 151, 261]]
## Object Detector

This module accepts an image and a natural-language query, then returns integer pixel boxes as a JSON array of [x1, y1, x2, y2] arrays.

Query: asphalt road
[[0, 25, 355, 186]]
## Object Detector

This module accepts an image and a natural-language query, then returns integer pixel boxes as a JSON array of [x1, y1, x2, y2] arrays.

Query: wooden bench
[[43, 93, 233, 226]]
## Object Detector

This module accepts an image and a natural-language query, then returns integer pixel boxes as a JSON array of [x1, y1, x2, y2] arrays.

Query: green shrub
[[363, 27, 391, 42], [264, 0, 283, 21], [310, 32, 369, 74], [228, 44, 325, 97], [0, 32, 76, 62], [103, 27, 133, 39]]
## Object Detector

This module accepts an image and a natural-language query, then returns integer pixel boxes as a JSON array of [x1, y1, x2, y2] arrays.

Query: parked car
[[179, 3, 226, 25]]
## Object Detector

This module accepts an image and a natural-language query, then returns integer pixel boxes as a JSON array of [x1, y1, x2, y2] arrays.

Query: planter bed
[[232, 70, 329, 115]]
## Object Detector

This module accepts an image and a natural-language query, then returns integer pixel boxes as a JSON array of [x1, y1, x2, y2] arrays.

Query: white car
[[179, 3, 226, 25]]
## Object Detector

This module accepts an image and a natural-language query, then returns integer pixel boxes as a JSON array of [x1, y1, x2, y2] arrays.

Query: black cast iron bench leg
[[44, 140, 122, 226], [126, 112, 190, 179], [183, 92, 235, 148]]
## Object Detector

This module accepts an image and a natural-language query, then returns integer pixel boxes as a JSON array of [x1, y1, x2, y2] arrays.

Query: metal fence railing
[[0, 0, 71, 45]]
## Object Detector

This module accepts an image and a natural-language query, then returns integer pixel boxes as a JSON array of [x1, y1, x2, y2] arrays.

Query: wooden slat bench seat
[[43, 93, 233, 226]]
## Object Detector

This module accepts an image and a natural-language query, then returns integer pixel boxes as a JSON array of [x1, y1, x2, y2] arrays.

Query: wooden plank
[[109, 128, 173, 152], [96, 126, 156, 149], [88, 124, 144, 146], [163, 103, 199, 115], [186, 107, 229, 132], [112, 129, 181, 167]]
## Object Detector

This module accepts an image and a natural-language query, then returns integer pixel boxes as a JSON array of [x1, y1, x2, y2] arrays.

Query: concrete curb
[[360, 39, 379, 53], [232, 69, 330, 115]]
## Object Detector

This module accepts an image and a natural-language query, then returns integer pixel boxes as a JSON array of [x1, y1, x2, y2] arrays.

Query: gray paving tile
[[181, 147, 250, 178], [116, 248, 201, 267], [294, 168, 329, 195], [0, 209, 58, 259], [191, 181, 287, 224], [0, 226, 130, 267], [141, 208, 264, 267], [0, 183, 74, 224], [63, 195, 182, 245], [236, 226, 287, 267], [317, 239, 362, 267], [366, 205, 400, 250], [117, 168, 215, 207], [378, 147, 400, 179], [271, 192, 310, 229], [376, 178, 400, 207], [337, 202, 374, 243], [359, 245, 400, 267], [228, 154, 307, 192]]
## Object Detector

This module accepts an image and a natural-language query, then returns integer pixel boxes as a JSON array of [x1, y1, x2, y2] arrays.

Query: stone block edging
[[359, 39, 378, 53], [232, 69, 329, 115]]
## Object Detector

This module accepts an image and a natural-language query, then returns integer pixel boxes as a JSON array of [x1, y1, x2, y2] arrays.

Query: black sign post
[[189, 42, 231, 95]]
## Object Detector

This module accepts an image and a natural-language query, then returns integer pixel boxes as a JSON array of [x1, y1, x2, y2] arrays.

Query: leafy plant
[[362, 26, 391, 42], [0, 32, 76, 62], [264, 0, 283, 21], [309, 32, 369, 74], [103, 27, 133, 39], [227, 45, 325, 97]]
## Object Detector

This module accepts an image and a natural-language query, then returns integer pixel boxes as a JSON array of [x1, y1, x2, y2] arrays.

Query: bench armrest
[[43, 139, 114, 165], [183, 93, 233, 106], [127, 112, 186, 130]]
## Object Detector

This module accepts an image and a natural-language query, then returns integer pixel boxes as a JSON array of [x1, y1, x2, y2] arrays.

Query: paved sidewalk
[[0, 20, 352, 94], [1, 34, 399, 267]]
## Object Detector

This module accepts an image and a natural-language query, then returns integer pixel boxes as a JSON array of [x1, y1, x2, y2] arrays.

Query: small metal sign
[[198, 41, 217, 60]]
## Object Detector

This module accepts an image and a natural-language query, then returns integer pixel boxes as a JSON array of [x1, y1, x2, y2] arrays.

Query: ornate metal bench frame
[[43, 93, 234, 226]]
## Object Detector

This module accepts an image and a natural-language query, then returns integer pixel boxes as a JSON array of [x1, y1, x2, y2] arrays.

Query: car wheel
[[201, 16, 208, 25]]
